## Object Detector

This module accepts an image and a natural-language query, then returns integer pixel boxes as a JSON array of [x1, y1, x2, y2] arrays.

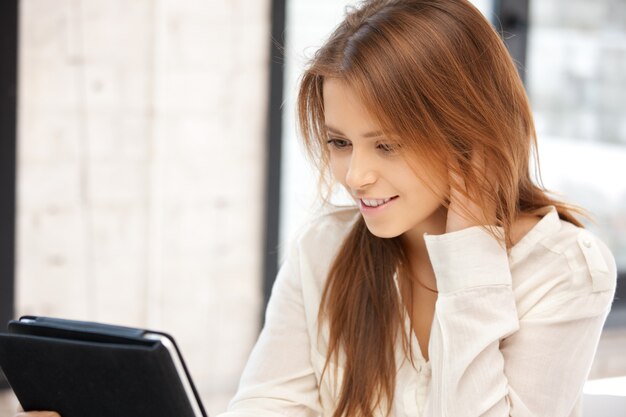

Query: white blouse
[[216, 205, 617, 417]]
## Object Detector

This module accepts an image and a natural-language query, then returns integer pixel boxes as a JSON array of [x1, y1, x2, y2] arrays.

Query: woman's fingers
[[446, 147, 497, 232], [15, 412, 62, 417]]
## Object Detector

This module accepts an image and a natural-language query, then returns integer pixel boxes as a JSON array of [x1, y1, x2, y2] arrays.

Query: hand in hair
[[445, 149, 497, 233]]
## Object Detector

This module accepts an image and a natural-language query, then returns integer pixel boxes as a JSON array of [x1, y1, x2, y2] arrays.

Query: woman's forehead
[[322, 79, 383, 135]]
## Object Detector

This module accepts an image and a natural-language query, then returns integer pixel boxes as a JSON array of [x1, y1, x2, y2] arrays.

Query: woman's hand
[[446, 149, 497, 233], [15, 404, 61, 417]]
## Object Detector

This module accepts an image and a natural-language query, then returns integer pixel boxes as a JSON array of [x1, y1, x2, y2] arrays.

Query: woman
[[18, 0, 616, 416]]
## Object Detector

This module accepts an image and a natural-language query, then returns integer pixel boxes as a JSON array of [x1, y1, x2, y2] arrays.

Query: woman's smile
[[358, 195, 399, 214]]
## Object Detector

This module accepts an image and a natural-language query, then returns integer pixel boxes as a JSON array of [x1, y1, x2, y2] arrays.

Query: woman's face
[[323, 78, 448, 238]]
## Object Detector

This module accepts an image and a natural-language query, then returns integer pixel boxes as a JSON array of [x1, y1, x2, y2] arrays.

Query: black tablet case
[[0, 316, 208, 417]]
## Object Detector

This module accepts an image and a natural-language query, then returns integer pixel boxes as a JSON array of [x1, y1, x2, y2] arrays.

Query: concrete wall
[[4, 0, 270, 413]]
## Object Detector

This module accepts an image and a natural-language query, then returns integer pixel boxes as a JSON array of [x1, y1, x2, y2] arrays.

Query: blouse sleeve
[[422, 226, 617, 417], [215, 242, 322, 417]]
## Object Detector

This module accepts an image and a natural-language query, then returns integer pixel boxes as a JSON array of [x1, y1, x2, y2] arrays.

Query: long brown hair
[[296, 1, 590, 416]]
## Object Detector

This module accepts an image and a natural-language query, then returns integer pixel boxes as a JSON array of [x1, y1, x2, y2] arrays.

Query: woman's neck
[[400, 205, 448, 291]]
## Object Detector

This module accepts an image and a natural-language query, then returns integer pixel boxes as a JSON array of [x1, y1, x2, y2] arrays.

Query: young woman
[[17, 0, 616, 416]]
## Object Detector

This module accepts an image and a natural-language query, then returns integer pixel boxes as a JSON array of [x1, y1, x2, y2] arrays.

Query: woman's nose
[[345, 151, 376, 190]]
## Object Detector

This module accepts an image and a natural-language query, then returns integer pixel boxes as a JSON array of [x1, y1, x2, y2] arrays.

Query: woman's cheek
[[329, 155, 348, 185]]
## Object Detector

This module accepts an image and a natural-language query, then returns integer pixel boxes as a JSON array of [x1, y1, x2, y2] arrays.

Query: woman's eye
[[377, 143, 400, 154], [327, 138, 351, 150]]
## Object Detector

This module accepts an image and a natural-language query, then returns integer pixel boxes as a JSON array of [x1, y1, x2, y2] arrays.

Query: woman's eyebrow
[[325, 125, 384, 138]]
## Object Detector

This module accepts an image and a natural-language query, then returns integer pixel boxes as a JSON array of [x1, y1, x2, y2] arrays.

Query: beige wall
[[5, 0, 270, 414]]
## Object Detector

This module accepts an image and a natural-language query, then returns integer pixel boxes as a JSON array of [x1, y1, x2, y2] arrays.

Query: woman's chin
[[363, 221, 403, 239]]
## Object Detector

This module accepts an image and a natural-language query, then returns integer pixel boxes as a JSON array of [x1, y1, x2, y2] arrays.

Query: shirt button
[[583, 239, 592, 248]]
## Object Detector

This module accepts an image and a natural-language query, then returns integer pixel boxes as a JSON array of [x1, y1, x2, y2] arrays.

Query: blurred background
[[0, 0, 624, 415]]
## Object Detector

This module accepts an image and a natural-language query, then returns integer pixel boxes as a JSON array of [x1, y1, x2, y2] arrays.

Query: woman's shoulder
[[294, 205, 361, 248], [540, 208, 615, 290], [561, 221, 615, 292], [513, 205, 617, 316], [281, 205, 360, 282], [513, 206, 614, 269], [291, 206, 360, 263]]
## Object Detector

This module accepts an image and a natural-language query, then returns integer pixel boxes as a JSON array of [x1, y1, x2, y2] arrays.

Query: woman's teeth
[[362, 197, 393, 207]]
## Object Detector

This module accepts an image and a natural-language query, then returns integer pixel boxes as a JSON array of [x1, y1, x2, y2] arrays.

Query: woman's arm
[[215, 242, 322, 417], [422, 226, 616, 417]]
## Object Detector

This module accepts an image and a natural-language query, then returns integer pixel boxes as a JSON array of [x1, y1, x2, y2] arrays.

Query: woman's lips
[[359, 196, 399, 213]]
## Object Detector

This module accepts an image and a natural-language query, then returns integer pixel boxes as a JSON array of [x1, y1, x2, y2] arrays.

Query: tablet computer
[[0, 316, 208, 417]]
